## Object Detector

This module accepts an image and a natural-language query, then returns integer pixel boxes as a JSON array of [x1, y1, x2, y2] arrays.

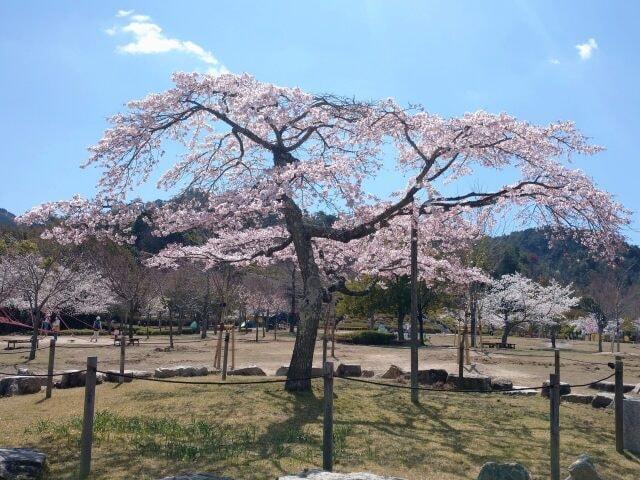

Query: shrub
[[335, 330, 394, 345]]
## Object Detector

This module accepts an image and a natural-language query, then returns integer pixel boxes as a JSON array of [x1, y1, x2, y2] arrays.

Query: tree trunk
[[418, 309, 425, 346], [409, 214, 419, 402], [29, 309, 41, 360], [177, 309, 183, 335], [283, 195, 325, 392], [290, 265, 296, 333], [469, 286, 478, 348], [368, 313, 375, 330], [168, 309, 174, 349], [598, 327, 603, 353], [551, 328, 557, 349], [500, 317, 511, 347]]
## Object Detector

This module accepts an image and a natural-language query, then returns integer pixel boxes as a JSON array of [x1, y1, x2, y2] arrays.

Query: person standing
[[90, 316, 102, 343], [40, 313, 51, 339], [51, 314, 61, 342]]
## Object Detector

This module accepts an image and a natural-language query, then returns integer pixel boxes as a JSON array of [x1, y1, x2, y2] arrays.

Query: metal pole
[[222, 332, 230, 381], [79, 356, 97, 479], [549, 373, 560, 480], [45, 338, 56, 399], [615, 355, 624, 453], [323, 361, 334, 472]]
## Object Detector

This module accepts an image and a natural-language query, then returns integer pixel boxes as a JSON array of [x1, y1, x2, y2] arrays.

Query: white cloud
[[106, 11, 228, 75], [549, 58, 560, 65], [575, 38, 598, 60]]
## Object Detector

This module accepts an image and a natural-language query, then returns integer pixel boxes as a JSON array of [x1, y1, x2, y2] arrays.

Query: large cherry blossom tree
[[20, 73, 628, 390]]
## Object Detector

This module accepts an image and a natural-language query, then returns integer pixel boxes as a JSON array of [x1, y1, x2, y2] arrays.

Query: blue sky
[[0, 1, 638, 242]]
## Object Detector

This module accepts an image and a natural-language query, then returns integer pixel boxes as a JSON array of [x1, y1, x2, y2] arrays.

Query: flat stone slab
[[588, 381, 635, 393], [104, 370, 152, 383], [561, 394, 594, 405], [541, 381, 571, 398], [502, 387, 538, 397], [0, 448, 47, 479], [227, 366, 266, 376], [623, 397, 640, 454], [0, 376, 42, 397], [154, 366, 209, 378], [280, 471, 403, 479]]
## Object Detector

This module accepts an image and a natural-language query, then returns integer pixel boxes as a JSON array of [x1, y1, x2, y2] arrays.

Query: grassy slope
[[1, 377, 638, 479]]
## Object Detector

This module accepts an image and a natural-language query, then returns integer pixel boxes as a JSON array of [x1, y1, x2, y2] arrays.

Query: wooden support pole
[[323, 361, 334, 472], [322, 334, 328, 366], [231, 325, 235, 371], [119, 332, 126, 385], [549, 373, 560, 480], [615, 355, 624, 453], [214, 328, 223, 369], [222, 332, 230, 381], [79, 356, 97, 479], [458, 329, 465, 389], [464, 325, 471, 365], [45, 338, 56, 399]]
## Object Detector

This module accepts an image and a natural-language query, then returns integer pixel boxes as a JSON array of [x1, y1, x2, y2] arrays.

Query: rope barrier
[[95, 370, 322, 385], [336, 371, 617, 394]]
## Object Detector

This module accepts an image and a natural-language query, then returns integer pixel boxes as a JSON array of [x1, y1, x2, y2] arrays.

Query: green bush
[[335, 330, 394, 345]]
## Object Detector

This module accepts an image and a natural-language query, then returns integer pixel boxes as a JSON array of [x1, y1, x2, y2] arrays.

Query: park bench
[[5, 338, 38, 350], [113, 335, 141, 346], [482, 341, 516, 349]]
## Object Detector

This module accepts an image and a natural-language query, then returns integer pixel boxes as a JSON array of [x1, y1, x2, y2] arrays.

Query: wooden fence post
[[458, 331, 465, 389], [79, 356, 97, 479], [222, 332, 230, 381], [119, 334, 125, 384], [323, 361, 334, 472], [549, 373, 560, 480], [231, 325, 235, 371], [45, 338, 56, 399], [615, 355, 624, 453], [322, 335, 328, 366]]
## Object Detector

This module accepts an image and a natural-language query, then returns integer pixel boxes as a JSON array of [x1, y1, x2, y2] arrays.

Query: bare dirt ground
[[2, 330, 639, 392]]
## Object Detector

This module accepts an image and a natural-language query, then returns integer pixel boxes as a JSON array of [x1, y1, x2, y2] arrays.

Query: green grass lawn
[[1, 377, 638, 479]]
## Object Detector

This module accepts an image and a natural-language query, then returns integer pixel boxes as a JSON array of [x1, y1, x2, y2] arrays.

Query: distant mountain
[[483, 228, 640, 292], [0, 208, 16, 227]]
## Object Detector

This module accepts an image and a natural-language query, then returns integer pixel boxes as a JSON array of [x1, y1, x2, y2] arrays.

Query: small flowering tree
[[533, 280, 579, 348], [20, 73, 628, 390]]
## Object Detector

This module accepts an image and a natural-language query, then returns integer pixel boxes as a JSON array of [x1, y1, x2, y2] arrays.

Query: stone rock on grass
[[336, 364, 362, 378], [491, 378, 514, 391], [154, 366, 208, 378], [16, 368, 47, 387], [632, 383, 640, 394], [565, 454, 603, 480], [104, 370, 152, 383], [588, 381, 635, 393], [561, 394, 594, 405], [227, 366, 266, 376], [380, 365, 404, 379], [476, 462, 531, 480], [445, 374, 492, 392], [0, 448, 47, 479], [275, 366, 325, 377], [591, 392, 615, 409], [502, 387, 537, 397], [275, 366, 289, 376], [58, 369, 105, 389], [0, 376, 42, 397], [280, 471, 403, 479], [362, 370, 375, 378], [541, 381, 571, 398], [416, 369, 448, 385], [157, 474, 233, 480], [623, 397, 640, 454]]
